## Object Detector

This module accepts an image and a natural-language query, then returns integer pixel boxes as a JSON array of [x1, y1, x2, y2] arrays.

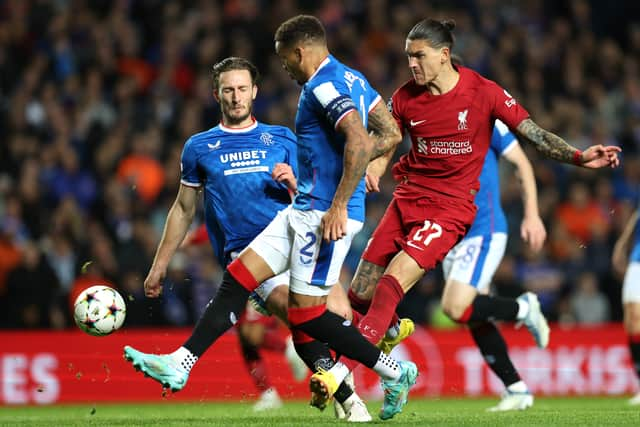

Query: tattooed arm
[[515, 118, 621, 169], [321, 111, 378, 241], [365, 101, 403, 192], [367, 100, 402, 160], [322, 103, 402, 241]]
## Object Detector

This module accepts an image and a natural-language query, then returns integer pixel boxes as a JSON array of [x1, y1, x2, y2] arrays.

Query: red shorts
[[362, 189, 476, 271]]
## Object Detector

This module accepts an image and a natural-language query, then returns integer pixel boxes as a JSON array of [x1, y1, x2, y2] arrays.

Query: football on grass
[[73, 285, 126, 336]]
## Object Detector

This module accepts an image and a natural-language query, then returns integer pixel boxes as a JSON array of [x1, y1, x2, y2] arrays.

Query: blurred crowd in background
[[1, 0, 639, 331]]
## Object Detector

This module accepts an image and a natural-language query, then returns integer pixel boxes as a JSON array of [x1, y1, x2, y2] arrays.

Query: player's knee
[[266, 286, 289, 321], [239, 324, 263, 346], [441, 300, 469, 322], [626, 307, 640, 334]]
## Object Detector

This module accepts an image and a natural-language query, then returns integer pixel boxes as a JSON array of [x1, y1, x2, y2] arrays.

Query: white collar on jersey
[[307, 56, 331, 82], [219, 117, 258, 133]]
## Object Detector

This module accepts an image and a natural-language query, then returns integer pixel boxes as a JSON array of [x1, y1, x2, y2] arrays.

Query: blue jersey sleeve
[[311, 80, 358, 129], [367, 89, 382, 116], [180, 138, 203, 187], [492, 119, 518, 156]]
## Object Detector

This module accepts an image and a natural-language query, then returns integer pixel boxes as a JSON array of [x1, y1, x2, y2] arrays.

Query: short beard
[[223, 110, 251, 126]]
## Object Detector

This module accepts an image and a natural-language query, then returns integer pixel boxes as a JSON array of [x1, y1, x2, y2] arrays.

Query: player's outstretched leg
[[123, 346, 191, 392], [289, 306, 410, 411], [468, 321, 533, 411], [379, 360, 419, 420], [516, 292, 550, 348]]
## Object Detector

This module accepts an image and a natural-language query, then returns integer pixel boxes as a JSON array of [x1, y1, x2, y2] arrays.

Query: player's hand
[[143, 267, 166, 298], [579, 145, 621, 169], [365, 173, 381, 193], [521, 215, 547, 252], [272, 163, 297, 193], [321, 205, 348, 241]]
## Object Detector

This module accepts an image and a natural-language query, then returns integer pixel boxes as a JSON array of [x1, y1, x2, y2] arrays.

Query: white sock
[[373, 352, 401, 381], [516, 299, 530, 320], [328, 361, 350, 385], [171, 346, 198, 372], [342, 391, 361, 409], [506, 380, 528, 393]]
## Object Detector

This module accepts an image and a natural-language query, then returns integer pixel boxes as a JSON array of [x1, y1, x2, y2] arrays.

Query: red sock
[[348, 289, 371, 315], [357, 275, 404, 344], [228, 259, 259, 292], [246, 358, 271, 392], [351, 309, 363, 326], [261, 329, 286, 352], [348, 289, 400, 329]]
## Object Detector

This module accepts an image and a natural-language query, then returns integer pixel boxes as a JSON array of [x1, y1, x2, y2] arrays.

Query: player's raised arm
[[144, 184, 199, 297], [515, 118, 621, 169]]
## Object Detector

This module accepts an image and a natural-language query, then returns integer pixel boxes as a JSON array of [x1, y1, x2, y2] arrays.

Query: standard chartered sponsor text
[[429, 140, 472, 155]]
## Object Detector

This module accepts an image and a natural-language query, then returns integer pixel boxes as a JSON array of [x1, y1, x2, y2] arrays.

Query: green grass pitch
[[1, 397, 639, 426]]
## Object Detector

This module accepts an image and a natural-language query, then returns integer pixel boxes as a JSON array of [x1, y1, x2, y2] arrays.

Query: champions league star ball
[[73, 285, 127, 336]]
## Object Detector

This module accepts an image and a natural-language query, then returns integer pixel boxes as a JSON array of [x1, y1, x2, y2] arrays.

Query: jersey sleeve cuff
[[180, 180, 202, 188]]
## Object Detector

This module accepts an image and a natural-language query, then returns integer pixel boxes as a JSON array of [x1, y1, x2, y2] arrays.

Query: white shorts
[[229, 251, 289, 302], [622, 262, 640, 303], [442, 232, 508, 293], [248, 206, 363, 296]]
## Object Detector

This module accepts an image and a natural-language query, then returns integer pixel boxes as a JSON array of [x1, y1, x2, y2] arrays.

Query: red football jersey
[[390, 66, 529, 200]]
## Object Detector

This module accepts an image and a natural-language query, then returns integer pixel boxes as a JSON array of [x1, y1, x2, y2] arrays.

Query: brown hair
[[211, 57, 259, 92]]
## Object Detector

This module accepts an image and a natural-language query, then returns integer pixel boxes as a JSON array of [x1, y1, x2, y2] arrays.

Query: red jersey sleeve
[[390, 90, 405, 137], [485, 79, 529, 131]]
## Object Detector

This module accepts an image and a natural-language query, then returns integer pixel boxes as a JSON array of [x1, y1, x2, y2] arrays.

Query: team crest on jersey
[[458, 109, 468, 130], [260, 132, 274, 146]]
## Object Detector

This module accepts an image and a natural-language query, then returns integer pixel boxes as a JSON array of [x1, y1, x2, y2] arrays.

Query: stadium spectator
[[569, 271, 611, 325], [3, 240, 65, 329]]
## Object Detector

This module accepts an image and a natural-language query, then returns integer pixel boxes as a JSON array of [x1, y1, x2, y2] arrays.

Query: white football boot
[[253, 387, 283, 411]]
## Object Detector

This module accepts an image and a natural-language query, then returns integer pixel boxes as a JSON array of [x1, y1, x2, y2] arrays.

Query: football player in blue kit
[[123, 56, 370, 419], [128, 14, 416, 421], [441, 119, 546, 411], [612, 207, 640, 405]]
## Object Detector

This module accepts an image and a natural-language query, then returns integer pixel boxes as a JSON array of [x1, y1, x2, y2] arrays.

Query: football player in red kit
[[318, 18, 621, 387]]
